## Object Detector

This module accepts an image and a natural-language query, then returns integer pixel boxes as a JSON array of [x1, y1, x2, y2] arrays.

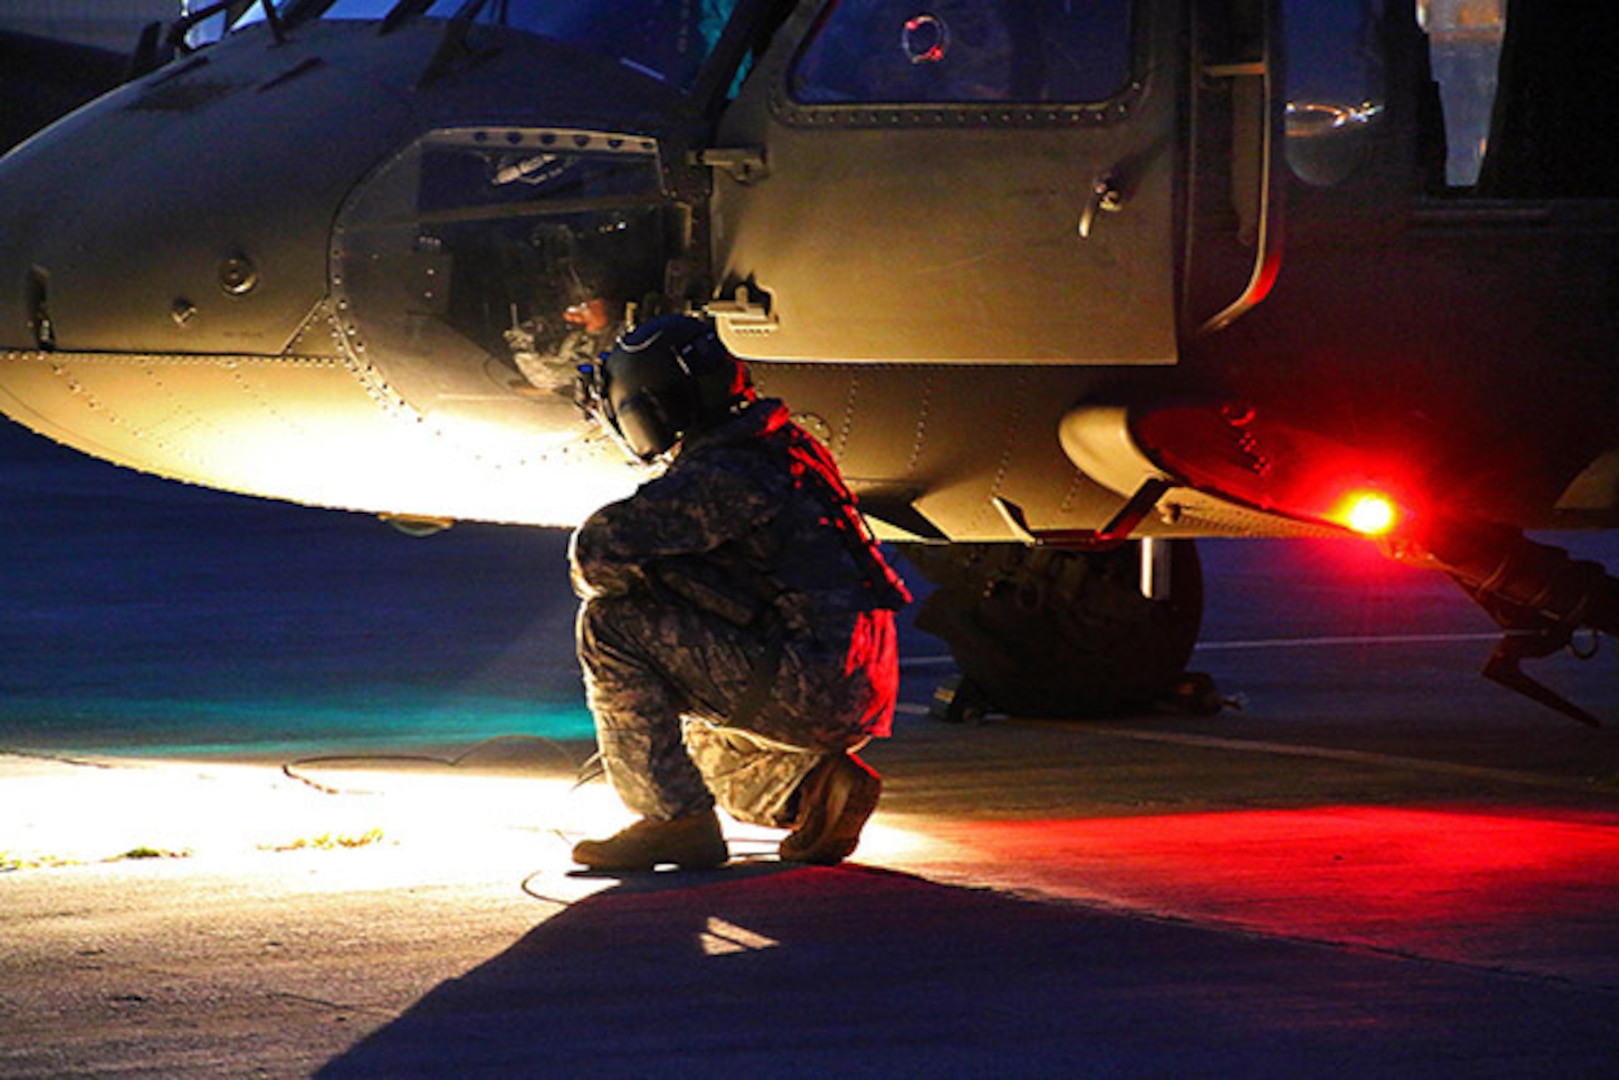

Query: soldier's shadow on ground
[[315, 861, 1128, 1076], [309, 856, 1595, 1077]]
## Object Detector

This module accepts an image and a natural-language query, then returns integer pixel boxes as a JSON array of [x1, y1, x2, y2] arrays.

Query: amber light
[[1337, 491, 1401, 536]]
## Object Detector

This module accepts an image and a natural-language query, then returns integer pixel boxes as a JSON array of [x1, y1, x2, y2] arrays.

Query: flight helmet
[[585, 316, 753, 462]]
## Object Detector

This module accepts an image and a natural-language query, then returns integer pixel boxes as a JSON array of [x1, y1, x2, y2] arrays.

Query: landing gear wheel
[[905, 540, 1204, 719]]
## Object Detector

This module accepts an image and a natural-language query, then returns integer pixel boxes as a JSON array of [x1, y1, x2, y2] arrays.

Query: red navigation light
[[1129, 402, 1418, 538], [1337, 491, 1400, 536]]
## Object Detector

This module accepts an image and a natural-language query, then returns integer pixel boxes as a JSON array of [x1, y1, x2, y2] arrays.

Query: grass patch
[[263, 828, 386, 853], [111, 846, 190, 861], [1, 851, 81, 871], [2, 846, 193, 871]]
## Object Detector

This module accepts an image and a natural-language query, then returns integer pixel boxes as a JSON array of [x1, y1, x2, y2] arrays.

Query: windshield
[[210, 0, 742, 92], [790, 0, 1133, 106]]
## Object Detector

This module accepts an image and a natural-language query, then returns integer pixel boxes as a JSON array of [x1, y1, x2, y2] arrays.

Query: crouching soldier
[[569, 315, 909, 870]]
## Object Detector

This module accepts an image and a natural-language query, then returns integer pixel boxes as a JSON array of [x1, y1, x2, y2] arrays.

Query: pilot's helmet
[[589, 315, 753, 462]]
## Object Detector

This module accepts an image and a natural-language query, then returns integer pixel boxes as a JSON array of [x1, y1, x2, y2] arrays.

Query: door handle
[[1078, 174, 1125, 239], [691, 147, 768, 184]]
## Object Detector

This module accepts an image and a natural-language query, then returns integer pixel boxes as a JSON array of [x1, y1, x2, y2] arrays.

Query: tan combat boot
[[571, 810, 729, 871], [779, 752, 881, 865]]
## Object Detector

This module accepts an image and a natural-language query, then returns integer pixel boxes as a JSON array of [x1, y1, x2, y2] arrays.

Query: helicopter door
[[705, 0, 1182, 364]]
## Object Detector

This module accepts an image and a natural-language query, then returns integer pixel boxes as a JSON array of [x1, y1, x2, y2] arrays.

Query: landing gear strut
[[901, 539, 1205, 719], [1419, 521, 1619, 726]]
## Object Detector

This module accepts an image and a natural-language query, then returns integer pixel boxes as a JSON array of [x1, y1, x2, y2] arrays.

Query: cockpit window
[[304, 0, 401, 17], [334, 129, 690, 398], [217, 1, 743, 93], [789, 0, 1134, 105], [1282, 0, 1389, 186], [460, 0, 741, 91]]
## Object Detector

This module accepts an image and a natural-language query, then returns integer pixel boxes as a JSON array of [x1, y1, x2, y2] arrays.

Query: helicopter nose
[[0, 32, 416, 357]]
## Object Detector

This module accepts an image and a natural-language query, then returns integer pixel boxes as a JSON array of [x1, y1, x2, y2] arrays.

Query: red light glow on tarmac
[[907, 806, 1619, 980]]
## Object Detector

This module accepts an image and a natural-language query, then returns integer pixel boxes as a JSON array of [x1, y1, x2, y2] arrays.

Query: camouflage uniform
[[572, 398, 908, 827]]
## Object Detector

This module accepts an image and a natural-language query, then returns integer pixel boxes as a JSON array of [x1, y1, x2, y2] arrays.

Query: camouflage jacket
[[569, 398, 909, 630]]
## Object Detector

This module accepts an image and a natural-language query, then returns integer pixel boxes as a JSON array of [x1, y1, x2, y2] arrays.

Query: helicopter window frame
[[218, 1, 748, 97], [331, 126, 689, 397], [194, 0, 407, 43], [776, 0, 1143, 127]]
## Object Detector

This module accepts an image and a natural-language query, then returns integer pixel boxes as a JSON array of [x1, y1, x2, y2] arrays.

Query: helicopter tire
[[905, 539, 1204, 719]]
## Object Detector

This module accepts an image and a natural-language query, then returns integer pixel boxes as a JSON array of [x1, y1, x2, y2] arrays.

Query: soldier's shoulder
[[668, 444, 792, 513], [675, 441, 781, 483]]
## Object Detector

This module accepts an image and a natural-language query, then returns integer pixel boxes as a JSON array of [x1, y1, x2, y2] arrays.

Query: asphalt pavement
[[4, 643, 1618, 1077], [4, 420, 1618, 1076]]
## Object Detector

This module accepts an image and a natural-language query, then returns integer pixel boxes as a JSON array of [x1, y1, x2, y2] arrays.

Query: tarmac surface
[[3, 424, 1619, 1076], [5, 631, 1619, 1077]]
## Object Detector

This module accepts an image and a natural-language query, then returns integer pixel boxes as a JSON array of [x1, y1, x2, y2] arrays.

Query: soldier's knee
[[578, 593, 676, 682]]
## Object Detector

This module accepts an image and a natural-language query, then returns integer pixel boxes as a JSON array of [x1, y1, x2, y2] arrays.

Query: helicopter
[[0, 0, 1615, 724]]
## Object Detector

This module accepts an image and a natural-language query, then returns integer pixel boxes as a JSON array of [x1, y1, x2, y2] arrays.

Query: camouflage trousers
[[577, 592, 898, 826]]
